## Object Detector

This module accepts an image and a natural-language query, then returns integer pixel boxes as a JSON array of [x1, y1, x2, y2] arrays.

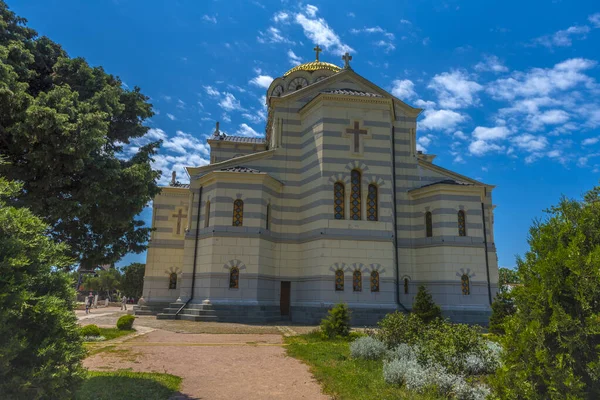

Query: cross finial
[[171, 171, 176, 185], [342, 52, 353, 69], [313, 45, 322, 61]]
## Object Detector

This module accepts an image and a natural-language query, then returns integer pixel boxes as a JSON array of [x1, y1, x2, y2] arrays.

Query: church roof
[[413, 179, 473, 190], [283, 60, 341, 77], [212, 136, 266, 144], [322, 88, 383, 98], [220, 166, 261, 173]]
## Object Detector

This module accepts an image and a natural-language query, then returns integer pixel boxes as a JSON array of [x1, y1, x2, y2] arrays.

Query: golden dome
[[283, 60, 341, 77]]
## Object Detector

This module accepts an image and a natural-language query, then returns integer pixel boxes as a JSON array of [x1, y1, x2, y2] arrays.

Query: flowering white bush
[[82, 335, 106, 342], [349, 336, 387, 360]]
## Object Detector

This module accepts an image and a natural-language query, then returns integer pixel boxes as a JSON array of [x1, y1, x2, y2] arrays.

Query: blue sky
[[10, 0, 600, 269]]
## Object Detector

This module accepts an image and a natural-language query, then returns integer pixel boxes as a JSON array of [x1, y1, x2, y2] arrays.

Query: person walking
[[121, 294, 127, 311], [85, 297, 90, 314], [87, 292, 94, 313]]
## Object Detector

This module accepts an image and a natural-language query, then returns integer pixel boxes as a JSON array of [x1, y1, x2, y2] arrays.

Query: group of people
[[84, 292, 132, 314]]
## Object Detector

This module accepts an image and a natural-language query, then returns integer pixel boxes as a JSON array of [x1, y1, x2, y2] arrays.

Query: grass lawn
[[76, 370, 181, 400], [97, 327, 136, 340], [285, 332, 442, 400]]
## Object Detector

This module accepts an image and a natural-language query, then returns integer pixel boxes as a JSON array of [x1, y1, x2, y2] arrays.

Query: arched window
[[353, 270, 362, 292], [168, 272, 177, 290], [404, 278, 409, 294], [334, 182, 345, 219], [335, 269, 344, 291], [367, 184, 378, 221], [458, 210, 466, 236], [205, 201, 211, 228], [461, 274, 470, 295], [425, 211, 433, 237], [350, 169, 362, 220], [370, 271, 380, 292], [229, 267, 239, 289], [232, 199, 244, 226], [265, 204, 271, 230]]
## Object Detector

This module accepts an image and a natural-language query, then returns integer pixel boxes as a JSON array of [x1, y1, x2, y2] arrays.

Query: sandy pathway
[[84, 330, 329, 400]]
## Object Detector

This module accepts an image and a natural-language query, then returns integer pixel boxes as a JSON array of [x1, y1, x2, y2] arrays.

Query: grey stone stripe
[[371, 134, 389, 141], [282, 118, 301, 126], [214, 211, 263, 219], [400, 194, 482, 206], [155, 227, 173, 233], [394, 127, 411, 134], [394, 139, 410, 145], [148, 239, 185, 249], [434, 222, 483, 230], [180, 272, 397, 282], [155, 215, 169, 221], [405, 235, 489, 247], [155, 204, 176, 210], [395, 116, 416, 122], [274, 106, 301, 114], [364, 120, 391, 128], [364, 146, 391, 154]]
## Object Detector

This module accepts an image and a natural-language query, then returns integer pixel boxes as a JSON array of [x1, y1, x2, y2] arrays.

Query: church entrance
[[280, 281, 291, 316]]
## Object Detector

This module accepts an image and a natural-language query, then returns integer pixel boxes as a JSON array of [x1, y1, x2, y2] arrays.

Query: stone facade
[[140, 59, 499, 325]]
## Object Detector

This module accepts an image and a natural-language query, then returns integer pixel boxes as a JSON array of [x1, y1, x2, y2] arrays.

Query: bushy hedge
[[116, 315, 135, 330], [80, 324, 101, 337], [319, 303, 351, 339], [349, 336, 387, 360]]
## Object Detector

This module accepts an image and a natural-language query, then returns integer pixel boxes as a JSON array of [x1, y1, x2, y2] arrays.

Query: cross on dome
[[313, 45, 322, 61], [342, 52, 353, 69]]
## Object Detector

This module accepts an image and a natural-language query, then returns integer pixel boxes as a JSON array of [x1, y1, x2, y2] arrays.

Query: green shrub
[[376, 312, 425, 348], [412, 285, 442, 324], [116, 315, 136, 330], [488, 291, 516, 335], [350, 336, 387, 360], [319, 303, 351, 339], [80, 324, 101, 337]]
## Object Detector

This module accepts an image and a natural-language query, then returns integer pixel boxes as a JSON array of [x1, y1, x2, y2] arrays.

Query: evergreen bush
[[319, 303, 351, 339], [116, 315, 135, 330], [412, 285, 442, 323], [79, 324, 101, 337], [349, 336, 387, 360], [488, 291, 516, 335], [376, 312, 425, 348]]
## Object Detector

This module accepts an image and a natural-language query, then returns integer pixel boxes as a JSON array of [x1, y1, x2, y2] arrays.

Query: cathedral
[[136, 49, 499, 325]]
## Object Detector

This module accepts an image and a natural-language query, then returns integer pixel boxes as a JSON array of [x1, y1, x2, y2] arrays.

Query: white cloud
[[532, 25, 590, 48], [273, 11, 289, 23], [453, 130, 468, 140], [294, 9, 353, 55], [487, 58, 597, 101], [589, 13, 600, 28], [374, 40, 395, 52], [511, 134, 549, 152], [145, 128, 168, 142], [257, 27, 293, 44], [428, 70, 483, 109], [288, 49, 302, 65], [204, 86, 220, 96], [347, 12, 355, 18], [468, 140, 506, 156], [236, 123, 262, 137], [414, 99, 436, 109], [472, 126, 512, 141], [305, 4, 318, 18], [218, 93, 244, 112], [527, 109, 570, 131], [166, 113, 176, 121], [350, 26, 395, 40], [417, 135, 434, 151], [202, 15, 217, 24], [390, 79, 416, 100], [249, 75, 274, 89], [582, 137, 600, 146], [177, 99, 186, 109], [163, 130, 210, 156], [474, 55, 509, 73], [400, 19, 411, 24], [419, 109, 467, 132]]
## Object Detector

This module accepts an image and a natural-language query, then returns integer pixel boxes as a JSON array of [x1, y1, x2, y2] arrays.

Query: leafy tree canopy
[[121, 262, 145, 298], [491, 186, 600, 399], [498, 267, 520, 288], [0, 176, 85, 399], [0, 1, 161, 269]]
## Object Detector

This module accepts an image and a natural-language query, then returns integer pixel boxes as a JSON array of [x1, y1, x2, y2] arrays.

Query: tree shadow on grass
[[76, 371, 199, 400]]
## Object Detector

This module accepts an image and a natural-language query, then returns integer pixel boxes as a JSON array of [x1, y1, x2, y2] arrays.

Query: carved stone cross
[[313, 45, 322, 61], [342, 52, 352, 69], [346, 121, 367, 153], [172, 208, 187, 235]]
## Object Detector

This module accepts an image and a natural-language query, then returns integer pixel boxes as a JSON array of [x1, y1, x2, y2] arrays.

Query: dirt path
[[84, 329, 329, 400]]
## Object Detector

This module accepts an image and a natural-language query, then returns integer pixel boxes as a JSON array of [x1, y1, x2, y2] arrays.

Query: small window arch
[[205, 200, 211, 228], [265, 204, 271, 230], [350, 169, 362, 220], [168, 272, 177, 290], [425, 211, 433, 237], [404, 278, 409, 294], [232, 199, 244, 226], [458, 210, 466, 236], [353, 270, 362, 292], [461, 274, 470, 295], [367, 184, 378, 221], [229, 267, 239, 289], [335, 269, 344, 291], [334, 182, 345, 219], [370, 271, 380, 292]]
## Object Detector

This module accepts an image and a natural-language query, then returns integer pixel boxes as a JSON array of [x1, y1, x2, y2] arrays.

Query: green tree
[[0, 177, 85, 399], [412, 285, 442, 324], [488, 291, 516, 335], [320, 303, 351, 339], [81, 268, 121, 300], [121, 262, 145, 298], [0, 2, 161, 269], [498, 267, 520, 288], [491, 187, 600, 399]]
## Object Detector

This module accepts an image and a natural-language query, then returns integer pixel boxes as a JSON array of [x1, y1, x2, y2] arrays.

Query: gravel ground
[[84, 330, 329, 400]]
